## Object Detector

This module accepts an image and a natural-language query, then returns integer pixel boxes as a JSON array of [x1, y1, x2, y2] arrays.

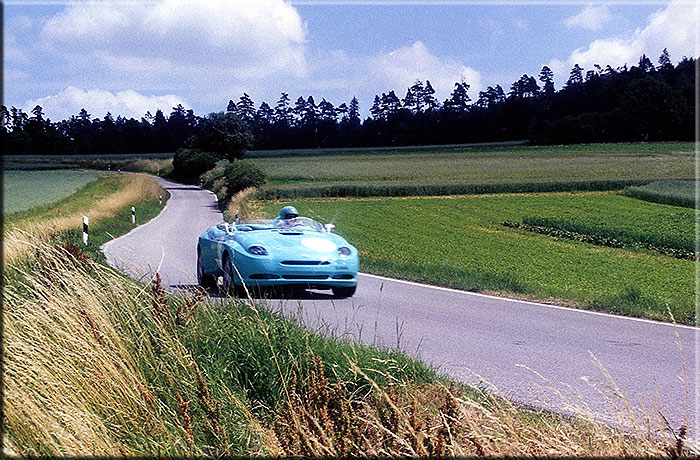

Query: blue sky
[[4, 0, 696, 120]]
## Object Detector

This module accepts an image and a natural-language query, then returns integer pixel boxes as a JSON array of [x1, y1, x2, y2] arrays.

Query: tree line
[[2, 49, 694, 155]]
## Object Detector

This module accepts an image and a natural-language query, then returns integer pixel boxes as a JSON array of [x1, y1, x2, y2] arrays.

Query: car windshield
[[234, 217, 324, 232]]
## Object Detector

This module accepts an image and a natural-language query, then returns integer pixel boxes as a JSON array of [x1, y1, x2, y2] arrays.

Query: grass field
[[622, 180, 696, 208], [3, 169, 100, 215], [251, 142, 694, 198], [265, 192, 694, 324]]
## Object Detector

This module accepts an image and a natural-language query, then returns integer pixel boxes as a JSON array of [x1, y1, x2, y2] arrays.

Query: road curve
[[103, 177, 698, 435]]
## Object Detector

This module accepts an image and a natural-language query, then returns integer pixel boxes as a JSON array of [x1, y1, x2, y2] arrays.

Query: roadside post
[[82, 216, 89, 245], [131, 207, 136, 224], [159, 195, 163, 205]]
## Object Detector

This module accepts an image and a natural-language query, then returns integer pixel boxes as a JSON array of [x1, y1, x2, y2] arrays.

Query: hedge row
[[502, 218, 695, 260], [621, 184, 695, 209], [257, 179, 651, 200]]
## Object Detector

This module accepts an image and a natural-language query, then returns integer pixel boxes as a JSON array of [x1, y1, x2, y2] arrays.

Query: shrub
[[224, 161, 266, 196], [190, 112, 253, 162], [172, 148, 219, 183]]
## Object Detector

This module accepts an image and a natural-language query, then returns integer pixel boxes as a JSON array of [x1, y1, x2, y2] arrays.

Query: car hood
[[230, 230, 354, 258]]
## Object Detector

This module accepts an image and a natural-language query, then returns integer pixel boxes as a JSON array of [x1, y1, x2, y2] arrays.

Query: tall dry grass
[[3, 174, 164, 263], [271, 356, 678, 457], [225, 186, 265, 220], [3, 235, 260, 456]]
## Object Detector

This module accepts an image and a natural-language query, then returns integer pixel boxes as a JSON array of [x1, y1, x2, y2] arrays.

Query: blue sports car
[[197, 206, 359, 297]]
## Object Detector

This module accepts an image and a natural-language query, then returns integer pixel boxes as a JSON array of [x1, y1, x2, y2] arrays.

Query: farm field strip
[[264, 192, 694, 323], [3, 169, 99, 215], [252, 142, 694, 186], [248, 141, 694, 158], [622, 180, 696, 208]]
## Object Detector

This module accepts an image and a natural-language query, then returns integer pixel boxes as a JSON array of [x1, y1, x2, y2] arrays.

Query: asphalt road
[[103, 177, 698, 436]]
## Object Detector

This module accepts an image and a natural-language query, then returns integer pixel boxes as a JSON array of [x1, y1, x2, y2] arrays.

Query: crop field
[[622, 180, 696, 208], [264, 192, 694, 323], [3, 169, 99, 215], [251, 142, 694, 198]]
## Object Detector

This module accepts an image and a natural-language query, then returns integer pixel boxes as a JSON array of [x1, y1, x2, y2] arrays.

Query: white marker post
[[82, 216, 89, 245], [159, 195, 162, 205], [131, 207, 136, 224]]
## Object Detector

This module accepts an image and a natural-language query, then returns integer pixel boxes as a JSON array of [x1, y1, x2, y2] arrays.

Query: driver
[[273, 206, 300, 228]]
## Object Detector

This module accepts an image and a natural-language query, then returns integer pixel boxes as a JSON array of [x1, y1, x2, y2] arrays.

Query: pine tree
[[318, 98, 337, 121], [370, 95, 382, 120], [274, 92, 293, 125], [77, 108, 91, 121], [256, 101, 274, 124], [423, 80, 439, 111], [381, 90, 402, 117], [304, 96, 319, 124], [226, 99, 237, 113], [336, 103, 348, 121], [31, 105, 45, 121], [657, 48, 673, 71], [237, 93, 256, 123], [566, 64, 584, 87], [444, 80, 471, 112], [637, 54, 655, 72], [538, 66, 555, 96], [348, 97, 360, 125], [293, 96, 307, 125]]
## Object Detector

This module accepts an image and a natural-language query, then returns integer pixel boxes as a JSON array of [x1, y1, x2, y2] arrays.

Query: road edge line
[[358, 272, 699, 331]]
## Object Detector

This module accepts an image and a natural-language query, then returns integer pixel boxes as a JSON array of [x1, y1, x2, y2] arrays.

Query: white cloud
[[364, 41, 482, 101], [24, 87, 188, 120], [565, 5, 612, 32], [548, 0, 697, 83], [40, 0, 308, 80]]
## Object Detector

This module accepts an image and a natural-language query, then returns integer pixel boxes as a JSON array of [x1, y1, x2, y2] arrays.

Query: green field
[[622, 180, 696, 208], [3, 169, 100, 215], [251, 142, 694, 198], [265, 192, 694, 323]]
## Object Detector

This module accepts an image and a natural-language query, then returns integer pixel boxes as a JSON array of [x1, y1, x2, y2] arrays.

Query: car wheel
[[197, 248, 217, 289], [222, 254, 236, 295], [332, 285, 356, 298]]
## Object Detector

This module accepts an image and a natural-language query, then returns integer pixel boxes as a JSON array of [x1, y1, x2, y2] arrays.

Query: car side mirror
[[216, 222, 235, 235], [325, 223, 335, 233]]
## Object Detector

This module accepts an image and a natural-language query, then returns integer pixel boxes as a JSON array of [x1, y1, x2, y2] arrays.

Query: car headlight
[[247, 245, 268, 256], [338, 246, 351, 256]]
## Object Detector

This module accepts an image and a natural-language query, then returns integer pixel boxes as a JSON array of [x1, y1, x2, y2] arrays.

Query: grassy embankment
[[3, 163, 676, 456], [4, 173, 167, 264], [264, 192, 694, 324]]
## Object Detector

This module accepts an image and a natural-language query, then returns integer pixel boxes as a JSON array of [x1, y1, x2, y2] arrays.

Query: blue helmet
[[280, 206, 299, 219]]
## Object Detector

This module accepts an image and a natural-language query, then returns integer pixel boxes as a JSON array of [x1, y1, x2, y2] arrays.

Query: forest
[[2, 49, 694, 155]]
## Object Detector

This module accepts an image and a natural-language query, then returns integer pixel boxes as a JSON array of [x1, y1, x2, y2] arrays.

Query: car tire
[[197, 247, 217, 289], [332, 285, 356, 298], [222, 254, 236, 295]]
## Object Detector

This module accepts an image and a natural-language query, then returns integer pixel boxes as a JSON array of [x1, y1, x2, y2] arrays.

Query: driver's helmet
[[280, 206, 299, 220]]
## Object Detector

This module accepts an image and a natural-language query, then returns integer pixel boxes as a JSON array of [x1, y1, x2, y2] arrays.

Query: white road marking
[[358, 272, 699, 331]]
